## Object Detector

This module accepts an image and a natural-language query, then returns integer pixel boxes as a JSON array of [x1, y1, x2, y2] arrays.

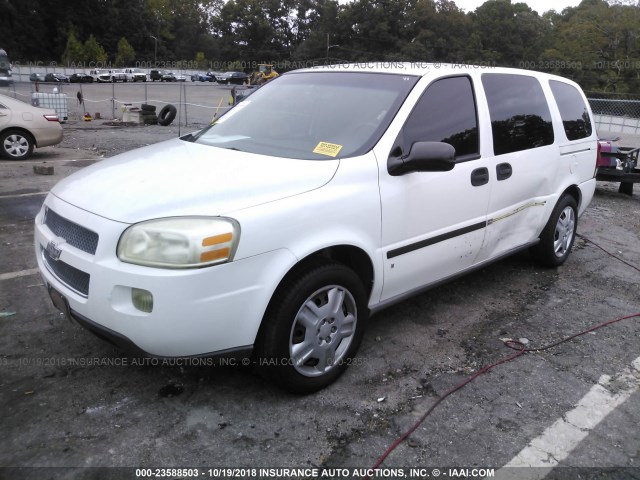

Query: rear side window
[[399, 76, 479, 160], [549, 80, 593, 141], [482, 73, 554, 155]]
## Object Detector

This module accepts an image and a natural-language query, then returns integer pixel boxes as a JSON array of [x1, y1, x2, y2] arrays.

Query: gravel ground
[[58, 120, 189, 157]]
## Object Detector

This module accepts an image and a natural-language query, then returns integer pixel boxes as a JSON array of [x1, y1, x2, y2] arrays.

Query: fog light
[[132, 288, 153, 313]]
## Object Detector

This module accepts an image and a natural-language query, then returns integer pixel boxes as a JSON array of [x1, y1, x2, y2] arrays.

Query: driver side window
[[399, 76, 479, 161]]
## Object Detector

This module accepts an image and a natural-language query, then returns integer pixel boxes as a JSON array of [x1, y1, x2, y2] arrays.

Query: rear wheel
[[619, 182, 633, 196], [256, 261, 368, 393], [1, 129, 35, 160], [532, 194, 577, 267]]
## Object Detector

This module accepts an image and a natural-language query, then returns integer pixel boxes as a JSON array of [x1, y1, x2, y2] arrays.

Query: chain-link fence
[[587, 93, 640, 139], [587, 92, 640, 117], [0, 80, 245, 127]]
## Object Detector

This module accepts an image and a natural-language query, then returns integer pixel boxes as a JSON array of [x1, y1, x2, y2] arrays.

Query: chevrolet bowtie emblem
[[45, 239, 65, 261]]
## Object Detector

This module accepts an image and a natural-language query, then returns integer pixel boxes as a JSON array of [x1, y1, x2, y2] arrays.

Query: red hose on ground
[[369, 232, 640, 472]]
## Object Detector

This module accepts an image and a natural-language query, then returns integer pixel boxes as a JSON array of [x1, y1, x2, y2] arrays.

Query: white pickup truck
[[89, 69, 128, 83], [123, 68, 147, 82]]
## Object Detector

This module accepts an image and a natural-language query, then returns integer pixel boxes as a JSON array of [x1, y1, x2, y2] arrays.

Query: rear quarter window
[[482, 73, 554, 156], [549, 80, 593, 141]]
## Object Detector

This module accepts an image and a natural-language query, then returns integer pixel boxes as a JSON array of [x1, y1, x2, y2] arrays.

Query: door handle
[[496, 162, 512, 181], [471, 167, 489, 186]]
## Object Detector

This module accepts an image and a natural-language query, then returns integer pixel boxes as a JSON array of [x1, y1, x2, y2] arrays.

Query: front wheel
[[256, 261, 368, 393], [532, 194, 578, 267]]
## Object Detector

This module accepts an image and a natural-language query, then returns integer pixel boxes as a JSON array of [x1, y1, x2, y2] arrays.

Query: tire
[[142, 115, 157, 125], [157, 104, 177, 126], [255, 261, 368, 393], [618, 181, 634, 196], [1, 129, 35, 160], [532, 194, 578, 267], [139, 110, 158, 124], [140, 104, 156, 113]]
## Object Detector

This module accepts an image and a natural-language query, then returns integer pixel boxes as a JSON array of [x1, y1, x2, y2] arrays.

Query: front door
[[377, 75, 492, 303]]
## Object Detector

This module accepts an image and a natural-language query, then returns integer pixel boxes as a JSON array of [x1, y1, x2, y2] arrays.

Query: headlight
[[117, 217, 240, 268]]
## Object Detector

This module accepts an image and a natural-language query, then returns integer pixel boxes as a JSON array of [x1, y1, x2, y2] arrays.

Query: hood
[[51, 138, 339, 224]]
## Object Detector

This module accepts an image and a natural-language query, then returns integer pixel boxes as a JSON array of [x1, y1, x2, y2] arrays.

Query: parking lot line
[[0, 268, 40, 281], [0, 158, 98, 165], [494, 356, 640, 479], [0, 191, 48, 199]]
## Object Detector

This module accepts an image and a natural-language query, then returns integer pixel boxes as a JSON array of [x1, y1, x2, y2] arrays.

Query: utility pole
[[150, 36, 158, 66], [326, 34, 339, 64]]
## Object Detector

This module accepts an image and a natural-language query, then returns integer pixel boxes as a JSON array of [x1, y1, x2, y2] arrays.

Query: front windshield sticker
[[313, 142, 343, 157]]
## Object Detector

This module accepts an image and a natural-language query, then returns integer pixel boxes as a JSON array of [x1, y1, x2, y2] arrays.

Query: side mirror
[[388, 141, 456, 176]]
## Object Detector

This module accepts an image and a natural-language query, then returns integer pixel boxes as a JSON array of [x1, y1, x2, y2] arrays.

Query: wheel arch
[[1, 127, 36, 147], [253, 244, 375, 344], [562, 184, 581, 210], [305, 245, 375, 298], [274, 244, 375, 304]]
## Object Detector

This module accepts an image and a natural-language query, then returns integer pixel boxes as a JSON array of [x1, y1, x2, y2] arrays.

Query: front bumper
[[34, 194, 296, 357], [67, 309, 253, 361]]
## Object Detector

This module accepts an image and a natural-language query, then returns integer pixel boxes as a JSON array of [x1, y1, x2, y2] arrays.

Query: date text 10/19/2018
[[134, 467, 496, 478]]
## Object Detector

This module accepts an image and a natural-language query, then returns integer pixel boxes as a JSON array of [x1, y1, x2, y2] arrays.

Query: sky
[[450, 0, 584, 14]]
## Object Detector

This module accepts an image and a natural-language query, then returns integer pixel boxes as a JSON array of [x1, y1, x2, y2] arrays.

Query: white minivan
[[34, 64, 599, 392]]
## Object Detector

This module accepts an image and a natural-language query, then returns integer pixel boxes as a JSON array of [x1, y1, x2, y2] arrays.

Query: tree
[[341, 0, 411, 61], [62, 30, 85, 66], [401, 0, 473, 62], [115, 37, 136, 67], [215, 0, 292, 62], [84, 34, 108, 64], [542, 0, 640, 92], [291, 0, 341, 63]]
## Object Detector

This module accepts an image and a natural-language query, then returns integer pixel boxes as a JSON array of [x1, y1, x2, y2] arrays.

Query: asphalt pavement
[[0, 124, 639, 479]]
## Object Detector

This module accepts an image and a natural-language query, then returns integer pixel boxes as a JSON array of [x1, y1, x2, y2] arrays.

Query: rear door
[[474, 72, 559, 263]]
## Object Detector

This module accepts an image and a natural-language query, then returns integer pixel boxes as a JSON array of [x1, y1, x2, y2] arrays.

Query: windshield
[[190, 71, 419, 160]]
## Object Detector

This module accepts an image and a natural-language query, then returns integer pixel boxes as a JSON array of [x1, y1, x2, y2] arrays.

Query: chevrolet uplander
[[35, 64, 599, 392]]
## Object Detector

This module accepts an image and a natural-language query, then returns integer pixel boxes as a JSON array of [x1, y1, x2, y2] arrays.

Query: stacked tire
[[139, 104, 157, 125]]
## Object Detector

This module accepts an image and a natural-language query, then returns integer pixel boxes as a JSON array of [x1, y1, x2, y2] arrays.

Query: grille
[[44, 208, 99, 255], [42, 247, 90, 296]]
